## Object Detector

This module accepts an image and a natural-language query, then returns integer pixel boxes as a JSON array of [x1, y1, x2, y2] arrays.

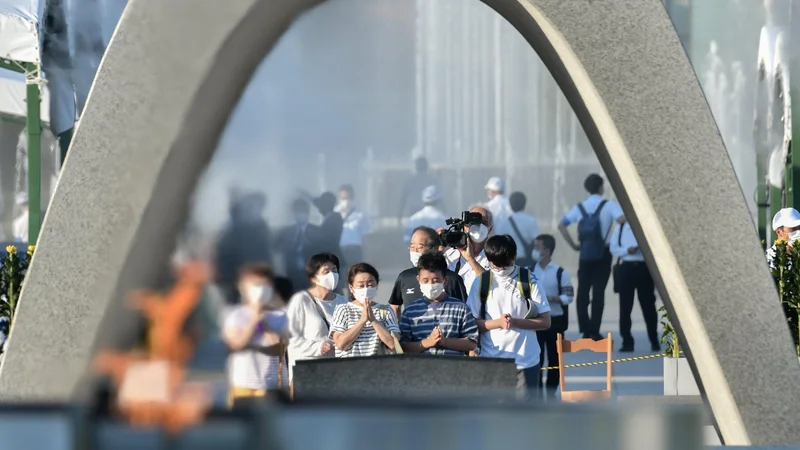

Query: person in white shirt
[[492, 191, 540, 268], [532, 234, 573, 399], [443, 205, 493, 295], [222, 264, 289, 408], [286, 253, 348, 379], [557, 174, 624, 340], [405, 185, 448, 243], [335, 184, 371, 267], [484, 176, 513, 223], [609, 221, 659, 353], [466, 234, 551, 399], [766, 207, 800, 270], [12, 192, 28, 243]]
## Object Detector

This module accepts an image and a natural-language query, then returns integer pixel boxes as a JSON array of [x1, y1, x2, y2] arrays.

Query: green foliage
[[659, 305, 680, 358], [770, 239, 800, 356], [0, 245, 34, 348]]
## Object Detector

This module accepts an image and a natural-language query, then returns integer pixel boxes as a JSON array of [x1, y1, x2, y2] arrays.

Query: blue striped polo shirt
[[399, 296, 479, 356]]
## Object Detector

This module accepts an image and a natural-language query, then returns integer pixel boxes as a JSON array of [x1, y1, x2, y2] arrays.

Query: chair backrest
[[557, 332, 613, 393]]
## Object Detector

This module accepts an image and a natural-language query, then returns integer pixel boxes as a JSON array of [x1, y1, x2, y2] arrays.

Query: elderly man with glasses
[[388, 226, 468, 318]]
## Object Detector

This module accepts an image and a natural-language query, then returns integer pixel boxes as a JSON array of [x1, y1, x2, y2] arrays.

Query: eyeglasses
[[409, 244, 435, 252]]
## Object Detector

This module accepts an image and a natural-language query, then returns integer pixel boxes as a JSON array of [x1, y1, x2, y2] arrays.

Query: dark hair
[[415, 156, 428, 173], [339, 184, 354, 197], [509, 192, 526, 212], [314, 192, 337, 214], [416, 252, 447, 277], [410, 226, 440, 248], [584, 174, 604, 195], [347, 262, 380, 301], [238, 263, 275, 282], [292, 198, 310, 213], [273, 276, 294, 303], [305, 252, 341, 280], [535, 234, 556, 255], [484, 235, 517, 267]]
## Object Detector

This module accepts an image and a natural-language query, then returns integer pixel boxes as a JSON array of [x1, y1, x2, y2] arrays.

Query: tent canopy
[[0, 0, 45, 64], [0, 69, 49, 122]]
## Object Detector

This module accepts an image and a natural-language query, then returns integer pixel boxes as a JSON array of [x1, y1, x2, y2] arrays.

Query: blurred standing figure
[[222, 264, 289, 409], [398, 156, 437, 220], [484, 176, 513, 223], [12, 192, 27, 243], [404, 185, 447, 243], [335, 184, 371, 269], [286, 253, 347, 379], [215, 192, 272, 303], [312, 192, 344, 263], [276, 199, 318, 292], [493, 192, 540, 268], [558, 174, 624, 340], [766, 207, 800, 270]]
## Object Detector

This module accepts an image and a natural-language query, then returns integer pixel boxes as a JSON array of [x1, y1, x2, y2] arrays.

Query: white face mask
[[491, 266, 515, 278], [420, 283, 445, 300], [409, 251, 423, 267], [469, 224, 489, 243], [316, 272, 339, 291], [531, 250, 542, 261], [790, 230, 800, 242], [246, 283, 273, 306], [353, 286, 377, 303], [338, 199, 351, 211]]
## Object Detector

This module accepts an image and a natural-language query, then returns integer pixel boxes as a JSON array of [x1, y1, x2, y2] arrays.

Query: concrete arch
[[0, 0, 797, 445]]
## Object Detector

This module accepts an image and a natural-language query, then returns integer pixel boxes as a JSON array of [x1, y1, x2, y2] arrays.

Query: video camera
[[439, 211, 484, 248]]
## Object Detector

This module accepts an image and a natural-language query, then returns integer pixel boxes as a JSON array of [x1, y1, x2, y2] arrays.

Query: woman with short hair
[[286, 253, 348, 376], [330, 263, 400, 358]]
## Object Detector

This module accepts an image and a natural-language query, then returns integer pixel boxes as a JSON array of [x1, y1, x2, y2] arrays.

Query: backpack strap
[[508, 216, 534, 257], [455, 259, 462, 274], [556, 267, 564, 293], [617, 222, 625, 247], [479, 271, 492, 319], [576, 203, 589, 219], [517, 267, 532, 301], [592, 200, 608, 217]]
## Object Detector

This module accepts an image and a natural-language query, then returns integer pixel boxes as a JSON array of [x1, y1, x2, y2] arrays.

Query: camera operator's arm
[[459, 244, 485, 276]]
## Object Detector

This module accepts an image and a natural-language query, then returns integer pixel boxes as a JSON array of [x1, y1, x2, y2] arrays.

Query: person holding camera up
[[442, 206, 493, 296]]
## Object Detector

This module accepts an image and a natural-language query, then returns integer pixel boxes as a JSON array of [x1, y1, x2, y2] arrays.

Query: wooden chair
[[556, 332, 613, 402]]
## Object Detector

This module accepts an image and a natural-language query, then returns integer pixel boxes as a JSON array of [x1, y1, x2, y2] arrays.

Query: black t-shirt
[[388, 267, 468, 308]]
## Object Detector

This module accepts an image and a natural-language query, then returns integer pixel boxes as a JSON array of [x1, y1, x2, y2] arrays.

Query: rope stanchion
[[541, 351, 684, 371]]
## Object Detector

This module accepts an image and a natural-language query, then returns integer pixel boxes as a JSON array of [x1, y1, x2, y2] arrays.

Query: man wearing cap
[[767, 207, 800, 270], [12, 192, 28, 243], [485, 176, 513, 223], [404, 185, 447, 243]]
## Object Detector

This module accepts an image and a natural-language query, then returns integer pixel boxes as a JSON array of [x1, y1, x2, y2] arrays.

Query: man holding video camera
[[441, 206, 493, 296]]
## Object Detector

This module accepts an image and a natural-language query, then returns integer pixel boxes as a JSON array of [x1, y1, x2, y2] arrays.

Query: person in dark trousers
[[389, 226, 468, 318], [532, 234, 574, 399], [609, 221, 660, 352], [557, 174, 624, 340]]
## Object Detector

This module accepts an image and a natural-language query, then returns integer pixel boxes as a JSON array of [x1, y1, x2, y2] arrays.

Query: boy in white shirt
[[466, 234, 551, 399]]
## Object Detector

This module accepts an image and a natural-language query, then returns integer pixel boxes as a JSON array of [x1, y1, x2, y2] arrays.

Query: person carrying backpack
[[557, 174, 624, 340], [466, 235, 551, 400]]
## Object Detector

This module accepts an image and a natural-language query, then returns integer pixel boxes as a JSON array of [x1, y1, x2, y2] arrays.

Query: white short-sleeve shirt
[[445, 248, 491, 295], [561, 194, 624, 245], [225, 306, 289, 390], [466, 267, 551, 369]]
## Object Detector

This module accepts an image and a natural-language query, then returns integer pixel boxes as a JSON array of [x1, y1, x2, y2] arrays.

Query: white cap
[[484, 176, 505, 193], [773, 207, 800, 231], [15, 192, 28, 206], [421, 185, 441, 203]]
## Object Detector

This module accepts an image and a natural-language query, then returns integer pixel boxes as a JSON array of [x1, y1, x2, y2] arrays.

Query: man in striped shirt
[[399, 252, 479, 355]]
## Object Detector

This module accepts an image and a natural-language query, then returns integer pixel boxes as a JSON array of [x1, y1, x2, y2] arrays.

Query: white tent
[[0, 69, 49, 122], [0, 0, 44, 64]]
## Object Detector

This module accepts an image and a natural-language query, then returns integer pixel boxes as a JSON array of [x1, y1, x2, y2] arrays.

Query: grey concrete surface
[[1, 0, 796, 446]]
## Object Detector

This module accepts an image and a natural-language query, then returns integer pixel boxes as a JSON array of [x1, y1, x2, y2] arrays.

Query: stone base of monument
[[292, 355, 519, 400]]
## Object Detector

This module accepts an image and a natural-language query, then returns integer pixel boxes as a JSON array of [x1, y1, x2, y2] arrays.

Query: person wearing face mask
[[442, 205, 493, 295], [286, 253, 348, 378], [532, 234, 574, 399], [484, 176, 513, 223], [492, 192, 540, 268], [276, 198, 319, 293], [766, 207, 800, 270], [398, 252, 478, 355], [330, 263, 401, 358], [466, 235, 551, 399], [389, 226, 467, 318], [404, 185, 448, 243], [335, 184, 371, 271], [222, 264, 289, 408]]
